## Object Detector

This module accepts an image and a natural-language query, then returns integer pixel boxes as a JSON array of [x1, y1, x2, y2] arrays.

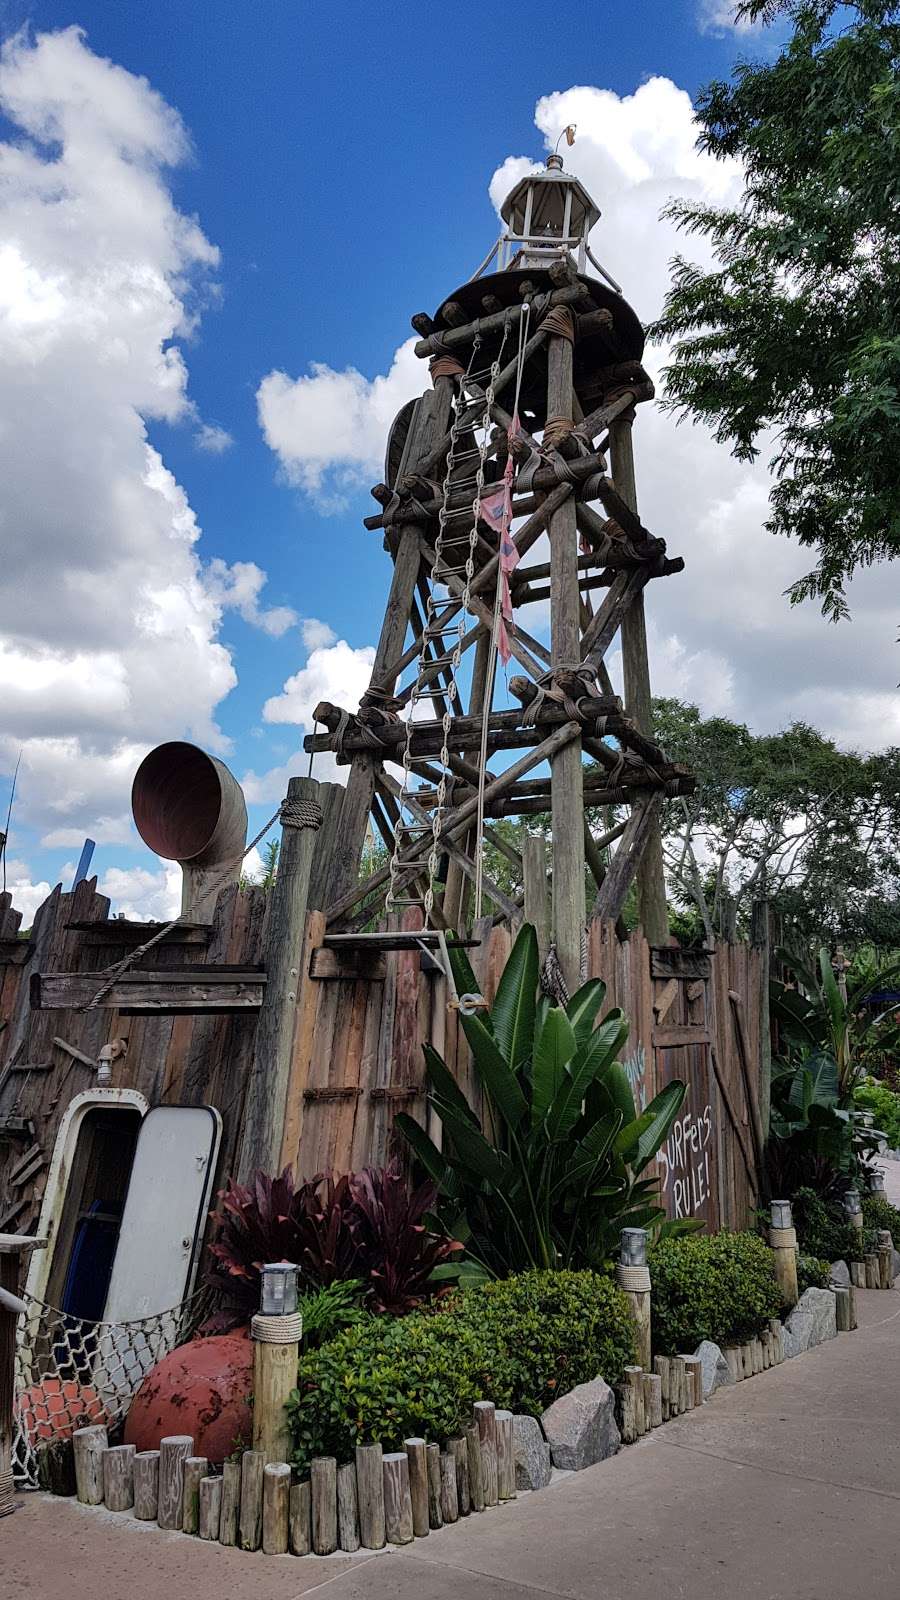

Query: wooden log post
[[522, 833, 550, 964], [877, 1229, 894, 1289], [239, 778, 323, 1179], [474, 1400, 499, 1507], [355, 1443, 386, 1549], [619, 1383, 637, 1444], [102, 1444, 136, 1511], [383, 1451, 414, 1545], [73, 1424, 108, 1506], [263, 1462, 291, 1555], [450, 1435, 470, 1516], [239, 1448, 265, 1551], [182, 1455, 208, 1534], [289, 1479, 312, 1555], [495, 1410, 516, 1500], [624, 1367, 646, 1435], [464, 1424, 484, 1513], [219, 1459, 241, 1546], [847, 1283, 858, 1330], [834, 1286, 852, 1332], [769, 1200, 799, 1309], [40, 1438, 77, 1498], [199, 1475, 222, 1540], [769, 1317, 784, 1364], [251, 1262, 302, 1464], [134, 1450, 160, 1521], [850, 1259, 867, 1289], [426, 1441, 444, 1528], [546, 321, 585, 992], [670, 1356, 690, 1410], [311, 1456, 338, 1555], [643, 1372, 663, 1429], [404, 1438, 429, 1538], [865, 1253, 880, 1290], [724, 1347, 742, 1384], [653, 1354, 671, 1421], [158, 1435, 193, 1531], [682, 1356, 703, 1408], [337, 1461, 361, 1552], [617, 1228, 652, 1370], [608, 413, 667, 944], [439, 1451, 459, 1523]]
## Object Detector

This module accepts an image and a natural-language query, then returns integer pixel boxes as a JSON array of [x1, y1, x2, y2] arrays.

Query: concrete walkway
[[5, 1276, 900, 1600]]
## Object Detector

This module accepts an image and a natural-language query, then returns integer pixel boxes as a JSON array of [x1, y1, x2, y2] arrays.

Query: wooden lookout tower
[[307, 143, 692, 988]]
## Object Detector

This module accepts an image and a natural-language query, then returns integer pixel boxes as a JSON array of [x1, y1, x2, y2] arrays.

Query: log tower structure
[[305, 147, 692, 990]]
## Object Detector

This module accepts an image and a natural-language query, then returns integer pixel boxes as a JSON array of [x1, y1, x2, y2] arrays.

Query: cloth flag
[[479, 416, 521, 665]]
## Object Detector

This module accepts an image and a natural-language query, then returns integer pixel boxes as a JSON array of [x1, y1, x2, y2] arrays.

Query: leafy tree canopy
[[651, 1, 900, 617]]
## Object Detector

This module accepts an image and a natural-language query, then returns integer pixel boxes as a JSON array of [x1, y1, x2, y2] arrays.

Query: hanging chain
[[386, 320, 511, 921]]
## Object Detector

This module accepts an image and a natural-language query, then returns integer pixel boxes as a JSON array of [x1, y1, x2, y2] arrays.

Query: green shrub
[[861, 1189, 900, 1243], [287, 1269, 634, 1470], [649, 1232, 782, 1353], [854, 1081, 900, 1148], [797, 1254, 830, 1294], [792, 1186, 864, 1263]]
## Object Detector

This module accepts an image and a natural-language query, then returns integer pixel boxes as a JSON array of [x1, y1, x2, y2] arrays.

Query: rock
[[540, 1378, 620, 1472], [893, 1248, 900, 1284], [783, 1288, 837, 1359], [512, 1414, 551, 1491], [829, 1259, 850, 1287], [692, 1340, 733, 1399]]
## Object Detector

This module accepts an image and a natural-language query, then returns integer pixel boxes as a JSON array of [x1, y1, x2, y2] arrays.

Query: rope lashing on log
[[429, 348, 466, 382], [539, 943, 570, 1007], [251, 1311, 304, 1343], [540, 303, 575, 343], [279, 797, 324, 831], [615, 1264, 651, 1293], [515, 664, 608, 727]]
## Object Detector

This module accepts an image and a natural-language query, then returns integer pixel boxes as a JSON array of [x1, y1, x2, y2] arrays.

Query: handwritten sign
[[658, 1097, 714, 1220]]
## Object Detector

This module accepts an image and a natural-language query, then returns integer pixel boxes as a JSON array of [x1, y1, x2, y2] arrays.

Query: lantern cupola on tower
[[496, 152, 601, 276]]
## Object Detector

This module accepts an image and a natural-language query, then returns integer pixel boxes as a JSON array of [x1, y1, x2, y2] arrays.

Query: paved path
[[6, 1271, 900, 1600]]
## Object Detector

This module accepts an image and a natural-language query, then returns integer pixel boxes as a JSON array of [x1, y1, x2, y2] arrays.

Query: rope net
[[12, 1288, 209, 1488]]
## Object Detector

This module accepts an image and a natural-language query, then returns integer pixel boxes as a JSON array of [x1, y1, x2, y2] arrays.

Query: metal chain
[[386, 320, 510, 921]]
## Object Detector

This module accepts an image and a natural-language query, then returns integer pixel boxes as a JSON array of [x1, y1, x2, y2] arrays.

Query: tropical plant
[[650, 1231, 783, 1353], [854, 1080, 900, 1151], [203, 1161, 460, 1329], [797, 1254, 831, 1295], [791, 1185, 865, 1265], [397, 922, 687, 1277], [766, 1051, 856, 1195], [298, 1280, 367, 1350], [772, 946, 900, 1094], [286, 1269, 634, 1470]]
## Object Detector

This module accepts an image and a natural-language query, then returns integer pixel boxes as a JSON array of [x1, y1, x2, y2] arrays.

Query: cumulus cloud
[[195, 421, 234, 454], [0, 27, 285, 836], [243, 632, 378, 800], [696, 1, 766, 34], [3, 857, 53, 929], [256, 338, 422, 507]]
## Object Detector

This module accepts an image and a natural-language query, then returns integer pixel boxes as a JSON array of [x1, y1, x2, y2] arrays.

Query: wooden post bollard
[[73, 1424, 108, 1505], [239, 1449, 265, 1551], [850, 1260, 866, 1289], [219, 1459, 241, 1546], [251, 1262, 302, 1465], [426, 1441, 444, 1528], [653, 1354, 671, 1419], [496, 1410, 516, 1500], [865, 1253, 880, 1290], [769, 1200, 799, 1310], [134, 1450, 159, 1520], [847, 1283, 858, 1330], [102, 1444, 136, 1511], [182, 1455, 208, 1534], [404, 1438, 429, 1537], [834, 1286, 852, 1332], [624, 1366, 646, 1434], [877, 1230, 894, 1289], [289, 1480, 312, 1555], [439, 1451, 459, 1523], [311, 1456, 338, 1555], [158, 1435, 193, 1530], [263, 1462, 291, 1555], [355, 1443, 386, 1549], [681, 1356, 703, 1408], [383, 1451, 414, 1544], [643, 1372, 663, 1428], [450, 1436, 470, 1515], [199, 1475, 222, 1540], [464, 1426, 484, 1514], [724, 1347, 742, 1383], [337, 1461, 360, 1552], [474, 1400, 499, 1506], [670, 1356, 690, 1411], [617, 1228, 652, 1371], [41, 1438, 77, 1497], [769, 1318, 784, 1363]]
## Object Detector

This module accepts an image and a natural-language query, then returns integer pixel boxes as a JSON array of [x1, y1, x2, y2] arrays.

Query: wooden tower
[[305, 148, 692, 989]]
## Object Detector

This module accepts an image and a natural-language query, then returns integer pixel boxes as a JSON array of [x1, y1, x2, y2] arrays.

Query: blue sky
[[1, 1, 894, 925]]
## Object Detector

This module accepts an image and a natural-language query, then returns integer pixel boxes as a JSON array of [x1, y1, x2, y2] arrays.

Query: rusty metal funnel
[[132, 741, 248, 922]]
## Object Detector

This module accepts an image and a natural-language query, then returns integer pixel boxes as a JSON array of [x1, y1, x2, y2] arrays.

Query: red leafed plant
[[203, 1160, 460, 1331], [348, 1163, 463, 1315]]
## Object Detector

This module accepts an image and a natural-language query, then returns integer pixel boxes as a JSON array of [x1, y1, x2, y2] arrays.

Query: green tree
[[651, 1, 900, 617]]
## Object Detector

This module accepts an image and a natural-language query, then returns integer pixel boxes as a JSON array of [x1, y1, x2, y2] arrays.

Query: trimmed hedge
[[854, 1080, 900, 1149], [861, 1189, 900, 1244], [792, 1186, 864, 1264], [650, 1231, 782, 1354], [287, 1269, 634, 1470], [797, 1253, 830, 1294]]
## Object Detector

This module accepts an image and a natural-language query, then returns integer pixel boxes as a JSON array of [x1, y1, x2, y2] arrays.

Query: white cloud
[[301, 617, 337, 651], [0, 27, 285, 834], [3, 857, 53, 928], [243, 633, 378, 799], [98, 861, 181, 921], [195, 421, 234, 454], [696, 1, 765, 35], [40, 814, 133, 849], [256, 338, 422, 507]]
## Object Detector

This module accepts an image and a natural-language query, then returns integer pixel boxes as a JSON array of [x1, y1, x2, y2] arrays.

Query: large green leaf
[[431, 1097, 511, 1183], [458, 1012, 528, 1131], [531, 1006, 577, 1127], [597, 1057, 637, 1129], [490, 922, 538, 1071], [395, 1112, 454, 1189], [552, 1112, 622, 1196], [545, 1012, 629, 1142], [818, 947, 847, 1046], [422, 1042, 479, 1126], [614, 1079, 687, 1175], [448, 940, 491, 1030], [565, 979, 608, 1048]]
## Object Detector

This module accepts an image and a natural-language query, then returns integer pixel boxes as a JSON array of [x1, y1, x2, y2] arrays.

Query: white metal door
[[102, 1105, 222, 1323]]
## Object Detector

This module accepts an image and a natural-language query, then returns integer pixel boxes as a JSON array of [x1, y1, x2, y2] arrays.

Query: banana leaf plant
[[397, 923, 688, 1279], [771, 947, 900, 1096]]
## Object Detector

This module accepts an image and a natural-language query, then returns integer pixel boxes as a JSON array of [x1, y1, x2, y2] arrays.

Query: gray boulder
[[893, 1248, 900, 1284], [693, 1340, 733, 1399], [829, 1259, 850, 1287], [541, 1377, 621, 1471], [512, 1414, 552, 1491], [783, 1287, 837, 1358]]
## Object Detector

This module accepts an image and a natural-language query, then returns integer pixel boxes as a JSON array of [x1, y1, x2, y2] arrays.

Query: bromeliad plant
[[397, 923, 687, 1279]]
